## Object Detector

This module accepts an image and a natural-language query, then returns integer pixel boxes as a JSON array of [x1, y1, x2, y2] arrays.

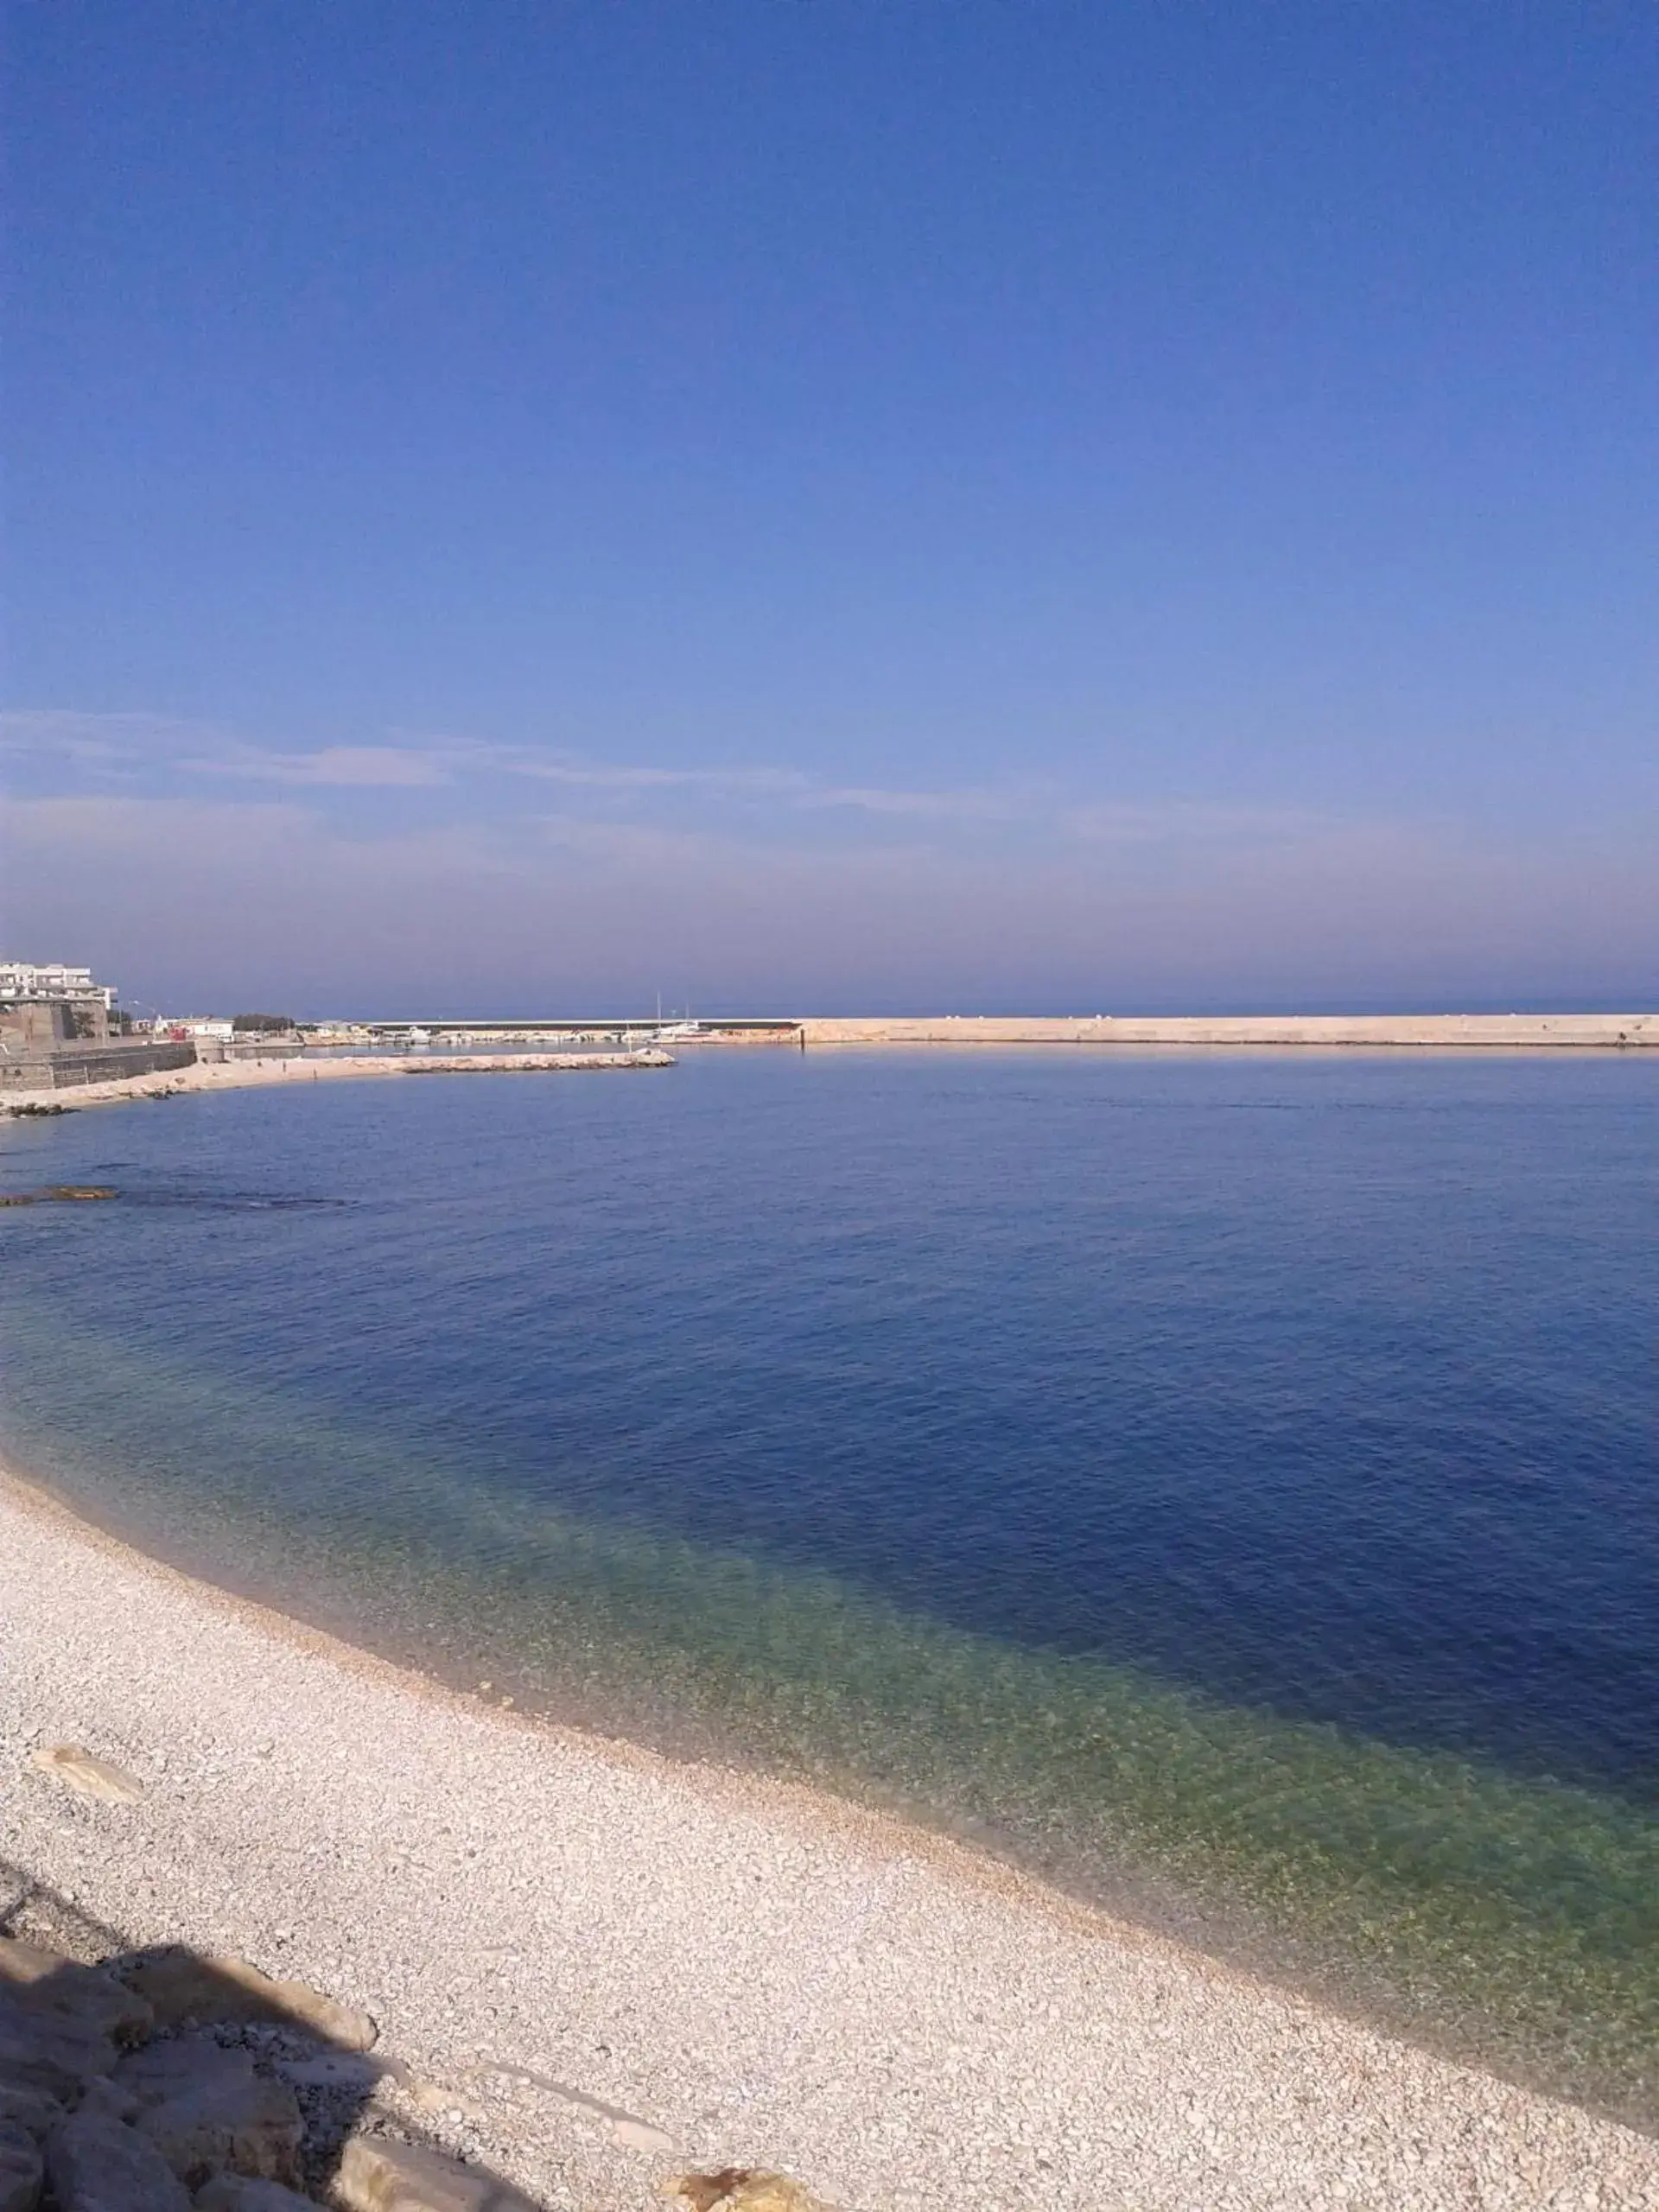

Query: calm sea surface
[[3, 1051, 1656, 2118]]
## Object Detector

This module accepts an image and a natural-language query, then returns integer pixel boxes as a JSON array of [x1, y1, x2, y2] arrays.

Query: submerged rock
[[0, 1185, 118, 1205]]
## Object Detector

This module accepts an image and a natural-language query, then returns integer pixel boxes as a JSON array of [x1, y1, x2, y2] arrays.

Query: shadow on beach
[[0, 1853, 544, 2209]]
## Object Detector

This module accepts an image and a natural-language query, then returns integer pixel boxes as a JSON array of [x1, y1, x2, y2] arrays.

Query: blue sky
[[5, 2, 1656, 1013]]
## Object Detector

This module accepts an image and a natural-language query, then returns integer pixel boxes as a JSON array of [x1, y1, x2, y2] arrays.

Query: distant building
[[0, 960, 117, 1012], [0, 958, 118, 1050]]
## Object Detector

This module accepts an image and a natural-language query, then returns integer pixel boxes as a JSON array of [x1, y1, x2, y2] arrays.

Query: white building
[[0, 960, 118, 1011]]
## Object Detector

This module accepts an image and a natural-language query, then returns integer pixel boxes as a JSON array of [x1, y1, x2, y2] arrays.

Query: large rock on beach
[[73, 2080, 142, 2127], [0, 1991, 116, 2104], [0, 2120, 42, 2212], [335, 2133, 538, 2211], [117, 2041, 304, 2190], [115, 1949, 377, 2050], [192, 2178, 319, 2210], [0, 2082, 62, 2145], [0, 1938, 154, 2048], [45, 2107, 191, 2212]]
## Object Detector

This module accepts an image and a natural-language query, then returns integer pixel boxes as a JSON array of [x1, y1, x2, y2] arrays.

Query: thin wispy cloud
[[465, 751, 1039, 826], [0, 707, 200, 775], [182, 744, 454, 789], [176, 734, 1341, 846], [0, 709, 196, 746], [494, 754, 804, 797], [4, 708, 1349, 849], [1061, 799, 1344, 848], [16, 707, 1651, 1019]]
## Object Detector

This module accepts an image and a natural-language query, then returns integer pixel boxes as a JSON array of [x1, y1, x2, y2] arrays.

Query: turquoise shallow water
[[1, 1051, 1656, 2120]]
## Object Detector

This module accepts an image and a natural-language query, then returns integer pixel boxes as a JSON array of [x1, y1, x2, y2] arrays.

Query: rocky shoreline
[[0, 1916, 817, 2211], [0, 1052, 674, 1121], [0, 1922, 399, 2211]]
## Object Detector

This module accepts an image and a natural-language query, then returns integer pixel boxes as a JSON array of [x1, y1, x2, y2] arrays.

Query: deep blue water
[[3, 1050, 1657, 2108]]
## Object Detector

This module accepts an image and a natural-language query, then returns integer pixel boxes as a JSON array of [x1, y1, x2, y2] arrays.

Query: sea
[[2, 1048, 1655, 2123]]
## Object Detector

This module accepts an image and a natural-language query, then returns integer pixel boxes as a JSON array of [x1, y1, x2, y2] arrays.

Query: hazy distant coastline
[[7, 1014, 1656, 1118]]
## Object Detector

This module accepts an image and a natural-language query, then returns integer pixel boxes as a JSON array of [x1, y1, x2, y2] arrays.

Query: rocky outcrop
[[0, 1933, 830, 2212], [0, 1991, 116, 2105], [394, 1052, 675, 1075], [0, 2120, 42, 2212], [0, 2082, 63, 2144], [118, 2042, 304, 2190], [44, 2107, 190, 2211], [194, 2181, 320, 2211], [0, 1939, 507, 2210], [0, 1941, 152, 2049]]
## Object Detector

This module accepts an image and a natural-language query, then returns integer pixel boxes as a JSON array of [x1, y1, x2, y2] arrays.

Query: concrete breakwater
[[798, 1012, 1659, 1049], [313, 1010, 1659, 1053]]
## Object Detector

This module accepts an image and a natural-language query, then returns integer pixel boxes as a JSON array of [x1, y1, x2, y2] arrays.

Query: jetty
[[795, 1012, 1659, 1049], [322, 1014, 1659, 1052]]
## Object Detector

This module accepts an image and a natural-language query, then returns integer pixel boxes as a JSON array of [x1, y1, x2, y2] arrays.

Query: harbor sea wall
[[798, 1012, 1659, 1049], [0, 1040, 199, 1091]]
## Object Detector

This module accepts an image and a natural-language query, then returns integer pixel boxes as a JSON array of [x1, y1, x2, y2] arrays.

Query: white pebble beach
[[1, 1466, 1654, 2212]]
